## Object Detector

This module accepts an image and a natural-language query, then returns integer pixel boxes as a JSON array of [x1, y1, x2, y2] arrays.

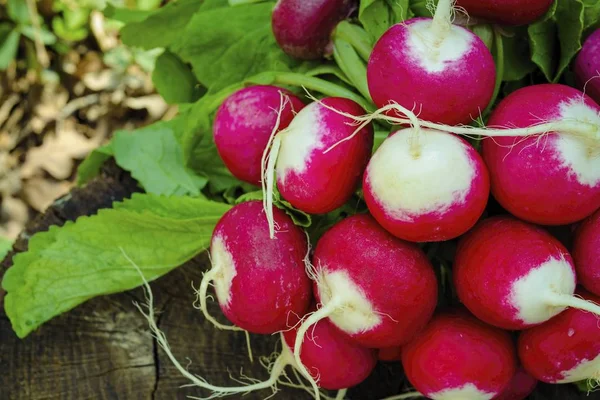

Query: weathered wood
[[0, 161, 597, 399]]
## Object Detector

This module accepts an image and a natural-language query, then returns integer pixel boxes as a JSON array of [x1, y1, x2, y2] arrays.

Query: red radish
[[282, 310, 377, 390], [199, 200, 311, 334], [213, 85, 304, 186], [402, 310, 516, 400], [291, 214, 437, 395], [272, 0, 356, 60], [575, 28, 600, 105], [493, 366, 538, 400], [265, 97, 373, 221], [363, 128, 490, 242], [518, 289, 600, 384], [573, 208, 600, 296], [455, 0, 554, 26], [454, 216, 600, 330], [367, 0, 495, 125], [378, 346, 403, 362], [482, 84, 600, 226]]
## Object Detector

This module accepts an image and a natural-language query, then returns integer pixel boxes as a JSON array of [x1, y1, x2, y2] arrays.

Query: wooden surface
[[0, 161, 597, 400]]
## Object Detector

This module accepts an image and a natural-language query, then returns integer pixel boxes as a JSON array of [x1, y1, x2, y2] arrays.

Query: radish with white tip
[[518, 289, 600, 384], [367, 0, 496, 125], [363, 128, 490, 242], [573, 208, 600, 296], [402, 310, 517, 400], [454, 216, 600, 330]]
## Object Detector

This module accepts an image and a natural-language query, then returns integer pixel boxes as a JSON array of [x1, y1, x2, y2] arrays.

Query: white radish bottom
[[429, 384, 495, 400], [557, 353, 600, 383], [510, 257, 576, 325]]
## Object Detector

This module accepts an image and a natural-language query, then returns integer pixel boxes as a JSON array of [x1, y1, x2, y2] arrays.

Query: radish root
[[546, 293, 600, 317], [380, 391, 425, 400], [261, 91, 290, 239]]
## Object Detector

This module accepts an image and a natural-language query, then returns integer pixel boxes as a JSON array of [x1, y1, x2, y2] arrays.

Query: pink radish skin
[[573, 208, 600, 296], [367, 17, 495, 125], [453, 216, 600, 330], [363, 128, 490, 242], [309, 214, 438, 348], [455, 0, 554, 25], [282, 310, 377, 390], [482, 84, 600, 225], [209, 201, 311, 334], [402, 310, 516, 400], [272, 0, 356, 60], [493, 366, 538, 400], [378, 346, 402, 362], [519, 289, 600, 384], [214, 86, 304, 185], [574, 29, 600, 105], [275, 97, 373, 214]]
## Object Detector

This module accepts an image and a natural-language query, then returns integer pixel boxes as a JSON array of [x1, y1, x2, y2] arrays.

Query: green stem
[[334, 21, 374, 62], [332, 37, 373, 102], [484, 27, 504, 115], [265, 72, 375, 112], [228, 0, 268, 6]]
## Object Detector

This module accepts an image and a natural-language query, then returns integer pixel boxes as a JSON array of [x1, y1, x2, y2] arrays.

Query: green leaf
[[8, 0, 30, 24], [111, 118, 208, 196], [20, 25, 57, 45], [528, 0, 584, 82], [171, 3, 299, 91], [583, 0, 600, 31], [0, 236, 13, 260], [471, 24, 493, 50], [0, 29, 20, 70], [120, 0, 204, 50], [501, 29, 536, 81], [359, 0, 411, 41], [52, 17, 89, 42], [104, 5, 154, 23], [76, 143, 114, 186], [152, 50, 202, 104], [2, 193, 231, 338]]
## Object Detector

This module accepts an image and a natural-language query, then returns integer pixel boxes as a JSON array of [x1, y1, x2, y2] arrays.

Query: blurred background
[[0, 0, 176, 255]]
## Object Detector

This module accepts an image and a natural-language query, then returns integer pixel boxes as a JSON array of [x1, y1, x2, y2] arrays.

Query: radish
[[454, 216, 600, 330], [363, 127, 490, 242], [482, 84, 600, 225], [282, 308, 378, 390], [291, 214, 437, 392], [401, 310, 517, 400], [213, 85, 304, 186], [518, 289, 600, 384], [272, 0, 356, 60], [378, 346, 402, 362], [574, 28, 600, 105], [367, 0, 496, 125], [262, 97, 373, 237], [198, 200, 311, 334], [573, 208, 600, 296], [493, 366, 538, 400], [455, 0, 554, 26]]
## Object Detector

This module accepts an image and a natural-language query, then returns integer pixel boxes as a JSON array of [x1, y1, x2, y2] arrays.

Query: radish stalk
[[332, 37, 372, 102], [430, 0, 454, 41], [380, 392, 424, 400], [334, 21, 374, 62], [545, 294, 600, 315], [228, 0, 267, 5]]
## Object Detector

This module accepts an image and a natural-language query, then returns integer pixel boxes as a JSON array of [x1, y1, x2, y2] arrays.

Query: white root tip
[[195, 265, 243, 332], [547, 293, 600, 317]]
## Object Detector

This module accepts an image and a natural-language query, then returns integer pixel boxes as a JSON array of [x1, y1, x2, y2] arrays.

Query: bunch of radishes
[[143, 0, 600, 399]]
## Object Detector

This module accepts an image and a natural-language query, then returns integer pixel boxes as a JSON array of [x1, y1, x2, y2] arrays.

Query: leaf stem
[[484, 27, 504, 115], [332, 37, 373, 102], [334, 21, 374, 62], [228, 0, 268, 5]]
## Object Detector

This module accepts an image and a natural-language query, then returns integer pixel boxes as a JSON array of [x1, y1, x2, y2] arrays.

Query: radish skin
[[454, 216, 600, 330], [378, 346, 402, 362], [268, 97, 373, 217], [455, 0, 554, 25], [482, 84, 600, 225], [493, 366, 538, 400], [518, 289, 600, 384], [367, 0, 496, 125], [574, 28, 600, 105], [402, 310, 517, 400], [272, 0, 356, 60], [363, 128, 490, 242], [214, 86, 304, 186], [202, 201, 311, 334], [573, 209, 600, 296]]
